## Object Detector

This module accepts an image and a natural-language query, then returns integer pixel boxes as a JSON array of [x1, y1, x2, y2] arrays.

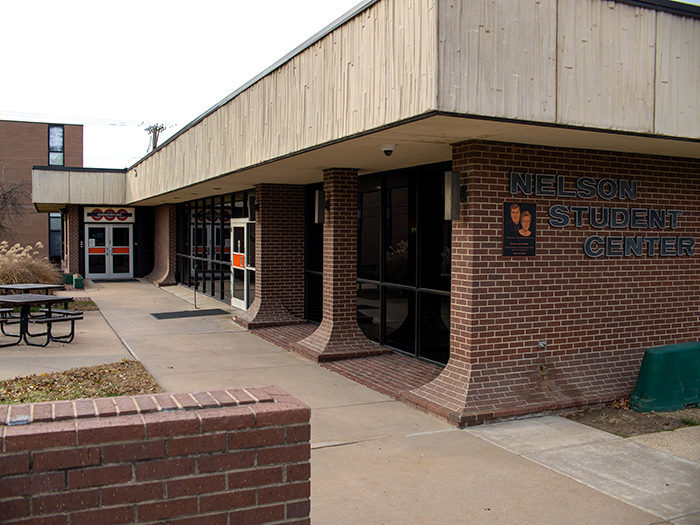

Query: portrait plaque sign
[[503, 202, 536, 257]]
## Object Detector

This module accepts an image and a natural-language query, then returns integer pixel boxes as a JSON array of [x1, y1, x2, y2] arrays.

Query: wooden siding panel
[[48, 171, 126, 205], [655, 14, 700, 138], [122, 0, 699, 206], [557, 0, 656, 132], [126, 0, 437, 203], [103, 172, 126, 204], [32, 171, 70, 204], [438, 0, 557, 121]]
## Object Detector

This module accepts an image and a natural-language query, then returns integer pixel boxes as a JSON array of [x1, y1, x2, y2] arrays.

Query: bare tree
[[0, 179, 29, 235]]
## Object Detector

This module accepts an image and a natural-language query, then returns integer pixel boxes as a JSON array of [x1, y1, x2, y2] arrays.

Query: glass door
[[86, 225, 108, 279], [231, 219, 255, 310], [85, 224, 133, 279]]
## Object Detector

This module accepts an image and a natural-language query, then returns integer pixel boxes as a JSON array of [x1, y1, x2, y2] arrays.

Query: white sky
[[0, 0, 364, 169], [1, 0, 698, 170]]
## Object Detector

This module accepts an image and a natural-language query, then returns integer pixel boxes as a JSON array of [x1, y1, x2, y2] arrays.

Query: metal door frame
[[231, 219, 255, 310], [84, 224, 133, 279]]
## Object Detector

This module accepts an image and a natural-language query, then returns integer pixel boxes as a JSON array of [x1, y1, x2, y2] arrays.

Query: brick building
[[0, 120, 82, 262], [33, 0, 700, 425]]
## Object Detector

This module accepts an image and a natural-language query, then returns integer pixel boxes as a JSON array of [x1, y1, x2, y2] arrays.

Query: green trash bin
[[62, 273, 73, 285], [630, 341, 700, 412], [73, 274, 84, 289]]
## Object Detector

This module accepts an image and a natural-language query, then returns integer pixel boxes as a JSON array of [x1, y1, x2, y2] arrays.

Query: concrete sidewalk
[[2, 279, 699, 524]]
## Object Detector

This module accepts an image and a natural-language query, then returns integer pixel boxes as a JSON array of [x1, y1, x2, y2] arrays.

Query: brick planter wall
[[0, 387, 310, 524], [403, 140, 700, 426]]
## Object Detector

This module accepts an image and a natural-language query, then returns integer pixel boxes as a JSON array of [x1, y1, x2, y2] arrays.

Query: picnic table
[[0, 293, 81, 347], [0, 283, 65, 295]]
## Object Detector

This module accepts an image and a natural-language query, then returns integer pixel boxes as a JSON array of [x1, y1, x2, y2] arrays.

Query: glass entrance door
[[85, 224, 133, 279], [231, 219, 255, 310]]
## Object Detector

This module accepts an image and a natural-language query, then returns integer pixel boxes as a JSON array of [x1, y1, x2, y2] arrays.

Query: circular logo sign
[[87, 208, 133, 222]]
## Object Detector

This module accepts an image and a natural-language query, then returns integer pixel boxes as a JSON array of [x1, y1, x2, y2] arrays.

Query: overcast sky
[[1, 0, 698, 170], [0, 0, 364, 169]]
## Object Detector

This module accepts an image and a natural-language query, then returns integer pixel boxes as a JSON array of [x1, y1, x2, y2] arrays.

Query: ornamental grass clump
[[0, 241, 61, 285]]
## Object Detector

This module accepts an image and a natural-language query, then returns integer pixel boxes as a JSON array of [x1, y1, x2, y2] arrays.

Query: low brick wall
[[0, 387, 310, 524]]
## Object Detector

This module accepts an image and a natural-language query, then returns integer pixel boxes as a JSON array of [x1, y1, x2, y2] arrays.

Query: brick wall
[[0, 387, 310, 524], [146, 204, 177, 286], [404, 140, 700, 425], [0, 121, 82, 258], [63, 125, 83, 169], [235, 184, 306, 328]]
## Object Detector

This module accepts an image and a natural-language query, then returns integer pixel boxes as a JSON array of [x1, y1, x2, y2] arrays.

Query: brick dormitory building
[[0, 120, 83, 263], [32, 0, 699, 425]]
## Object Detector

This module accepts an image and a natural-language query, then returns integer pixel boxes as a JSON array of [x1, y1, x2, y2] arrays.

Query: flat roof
[[33, 166, 127, 174], [131, 0, 700, 171]]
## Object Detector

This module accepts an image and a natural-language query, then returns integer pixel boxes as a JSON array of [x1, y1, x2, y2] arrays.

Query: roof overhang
[[132, 112, 700, 207]]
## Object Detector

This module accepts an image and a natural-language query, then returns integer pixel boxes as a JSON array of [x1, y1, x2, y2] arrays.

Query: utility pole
[[145, 124, 166, 152]]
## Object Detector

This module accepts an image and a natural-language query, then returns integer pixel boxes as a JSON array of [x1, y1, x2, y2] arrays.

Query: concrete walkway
[[2, 279, 699, 524]]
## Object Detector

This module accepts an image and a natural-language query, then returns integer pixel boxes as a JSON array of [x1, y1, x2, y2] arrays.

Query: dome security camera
[[380, 144, 396, 157]]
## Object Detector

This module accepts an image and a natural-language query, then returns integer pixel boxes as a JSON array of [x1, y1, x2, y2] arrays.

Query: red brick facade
[[403, 140, 700, 426], [291, 168, 389, 362], [0, 387, 311, 524], [235, 184, 306, 328], [147, 204, 177, 286], [65, 205, 81, 275], [0, 121, 82, 258]]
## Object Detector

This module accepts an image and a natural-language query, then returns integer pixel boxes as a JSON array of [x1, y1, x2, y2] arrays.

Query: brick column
[[146, 204, 177, 286], [235, 184, 306, 328], [64, 205, 81, 274], [401, 148, 473, 424], [291, 168, 389, 362]]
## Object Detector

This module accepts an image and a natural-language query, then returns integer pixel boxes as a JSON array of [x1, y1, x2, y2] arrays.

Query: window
[[48, 212, 62, 264], [305, 162, 452, 365], [48, 125, 64, 166], [304, 184, 324, 322], [175, 190, 254, 304], [355, 163, 452, 365]]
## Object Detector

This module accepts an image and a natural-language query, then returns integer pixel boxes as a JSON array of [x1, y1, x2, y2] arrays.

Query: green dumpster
[[630, 341, 700, 412]]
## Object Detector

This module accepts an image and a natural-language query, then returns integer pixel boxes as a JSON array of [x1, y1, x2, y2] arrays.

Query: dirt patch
[[69, 299, 99, 311], [564, 397, 700, 437], [0, 360, 163, 405]]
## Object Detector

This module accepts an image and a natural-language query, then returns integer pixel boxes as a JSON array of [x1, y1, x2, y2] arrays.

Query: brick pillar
[[291, 168, 389, 362], [147, 204, 177, 286], [235, 184, 305, 328], [64, 205, 81, 274], [401, 143, 475, 425]]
